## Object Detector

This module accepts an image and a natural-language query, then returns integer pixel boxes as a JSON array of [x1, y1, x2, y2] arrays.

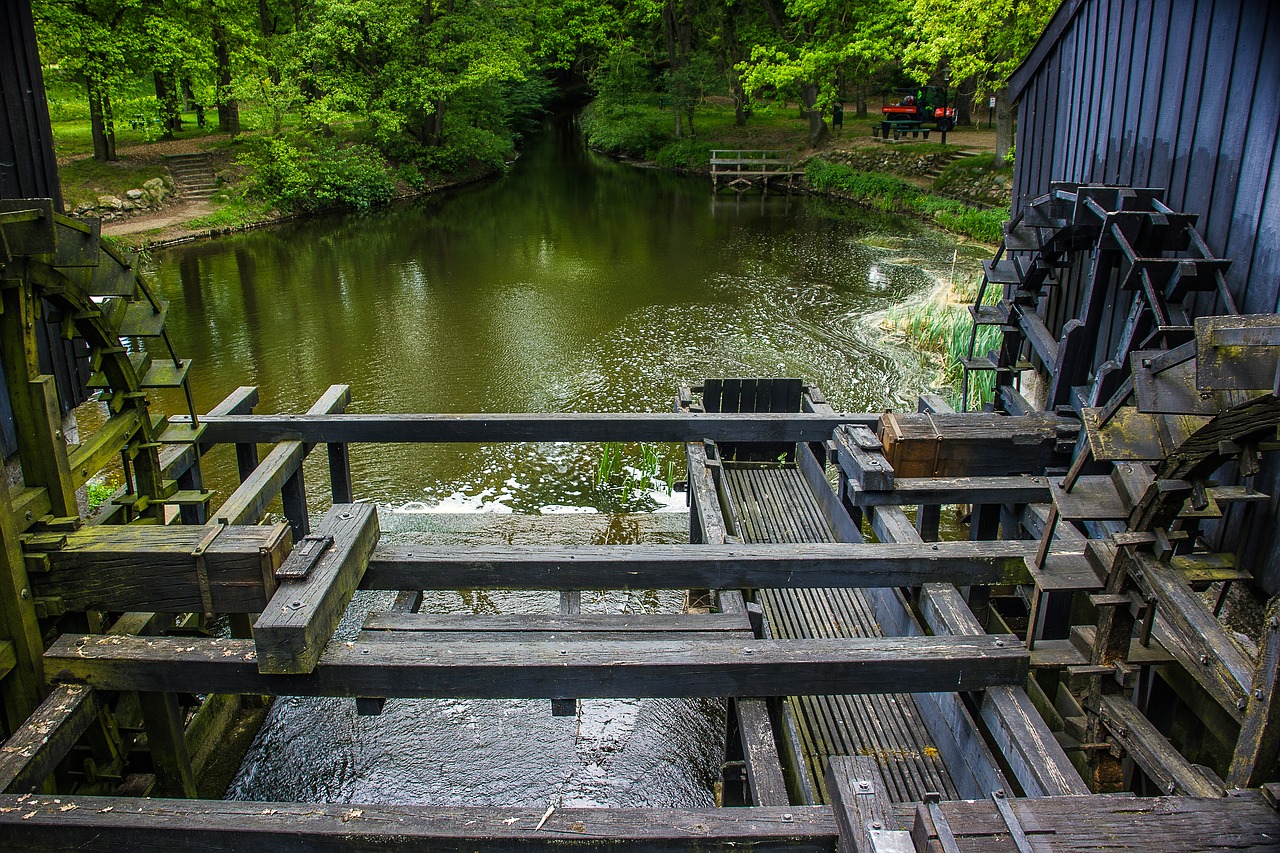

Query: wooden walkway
[[723, 465, 959, 804]]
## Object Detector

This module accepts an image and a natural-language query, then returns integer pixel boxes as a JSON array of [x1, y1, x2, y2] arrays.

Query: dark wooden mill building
[[1, 0, 1280, 849]]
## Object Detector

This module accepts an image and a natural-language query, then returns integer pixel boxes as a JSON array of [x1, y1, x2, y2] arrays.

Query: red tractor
[[882, 86, 956, 132]]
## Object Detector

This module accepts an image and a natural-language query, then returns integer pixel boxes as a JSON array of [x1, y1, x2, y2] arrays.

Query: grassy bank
[[805, 158, 1005, 243]]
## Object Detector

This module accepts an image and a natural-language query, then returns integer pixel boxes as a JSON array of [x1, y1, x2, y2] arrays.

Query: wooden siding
[[1008, 0, 1280, 592], [0, 0, 61, 206]]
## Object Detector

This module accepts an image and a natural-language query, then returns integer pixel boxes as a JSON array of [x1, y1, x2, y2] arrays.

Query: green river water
[[140, 116, 991, 806]]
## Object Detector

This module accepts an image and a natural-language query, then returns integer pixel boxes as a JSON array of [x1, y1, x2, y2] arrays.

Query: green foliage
[[593, 441, 674, 512], [239, 135, 395, 212], [903, 0, 1056, 96], [580, 102, 670, 159], [806, 158, 1004, 243], [884, 274, 1001, 407], [654, 138, 712, 170], [85, 477, 120, 513], [186, 195, 274, 229]]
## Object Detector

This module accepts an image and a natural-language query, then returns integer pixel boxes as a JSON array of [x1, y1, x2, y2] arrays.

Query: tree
[[32, 0, 137, 161], [739, 0, 908, 147], [902, 0, 1054, 161]]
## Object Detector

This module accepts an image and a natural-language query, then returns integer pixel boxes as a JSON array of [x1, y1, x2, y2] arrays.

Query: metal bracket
[[276, 534, 333, 581], [191, 523, 225, 614], [991, 790, 1035, 853], [923, 792, 962, 853]]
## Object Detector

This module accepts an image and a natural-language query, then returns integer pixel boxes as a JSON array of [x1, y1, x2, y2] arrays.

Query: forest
[[33, 0, 1054, 205]]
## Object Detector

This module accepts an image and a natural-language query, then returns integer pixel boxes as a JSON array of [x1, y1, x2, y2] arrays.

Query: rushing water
[[142, 115, 991, 806]]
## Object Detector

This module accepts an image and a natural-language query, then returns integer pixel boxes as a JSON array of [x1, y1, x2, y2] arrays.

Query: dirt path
[[101, 198, 219, 240]]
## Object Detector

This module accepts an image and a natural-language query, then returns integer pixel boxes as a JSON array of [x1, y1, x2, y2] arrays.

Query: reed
[[883, 264, 1000, 408]]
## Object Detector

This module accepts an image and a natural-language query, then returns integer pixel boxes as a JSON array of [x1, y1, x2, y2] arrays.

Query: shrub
[[240, 135, 394, 212], [653, 138, 712, 170], [580, 103, 669, 159]]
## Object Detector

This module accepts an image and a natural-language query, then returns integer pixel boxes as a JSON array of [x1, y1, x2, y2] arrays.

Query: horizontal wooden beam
[[0, 685, 98, 794], [46, 633, 1028, 699], [30, 523, 290, 613], [171, 412, 876, 445], [362, 612, 751, 633], [849, 476, 1051, 506], [0, 798, 837, 852], [362, 541, 1037, 590]]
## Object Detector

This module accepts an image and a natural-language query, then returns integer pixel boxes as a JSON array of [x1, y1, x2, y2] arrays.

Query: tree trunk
[[212, 23, 241, 134], [956, 75, 976, 126], [800, 82, 828, 148], [103, 89, 116, 160], [153, 71, 180, 138], [661, 0, 683, 140], [87, 78, 109, 162], [994, 85, 1013, 162], [731, 72, 746, 126], [258, 0, 281, 84], [855, 82, 867, 118]]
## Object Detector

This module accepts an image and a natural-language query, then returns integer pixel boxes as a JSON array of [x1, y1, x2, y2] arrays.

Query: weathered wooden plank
[[686, 442, 729, 545], [833, 426, 894, 492], [31, 524, 291, 613], [0, 685, 98, 793], [1098, 694, 1224, 797], [45, 633, 1029, 699], [797, 442, 863, 545], [361, 542, 1036, 590], [738, 696, 791, 807], [915, 790, 1280, 852], [208, 385, 351, 527], [849, 476, 1050, 507], [879, 413, 1074, 478], [0, 797, 838, 852], [173, 412, 873, 444], [827, 756, 911, 853], [138, 691, 196, 798], [66, 408, 144, 490], [916, 582, 1090, 797], [1229, 596, 1280, 787], [362, 612, 749, 633], [254, 504, 379, 674]]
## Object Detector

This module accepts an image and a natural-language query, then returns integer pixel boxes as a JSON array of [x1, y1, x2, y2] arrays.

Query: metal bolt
[[559, 649, 568, 655], [1237, 697, 1248, 710], [871, 822, 882, 830], [1256, 689, 1265, 700], [1270, 617, 1279, 631], [360, 649, 369, 655], [1199, 654, 1209, 665], [995, 639, 1005, 647], [339, 512, 353, 520], [24, 511, 32, 522], [858, 780, 870, 790], [290, 600, 304, 610], [743, 648, 755, 655], [781, 814, 793, 822], [19, 589, 29, 600]]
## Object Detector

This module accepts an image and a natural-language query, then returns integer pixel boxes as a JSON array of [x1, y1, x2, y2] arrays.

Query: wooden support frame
[[208, 385, 352, 530], [174, 412, 874, 445], [0, 798, 838, 851], [0, 685, 97, 793], [827, 755, 911, 853], [363, 541, 1036, 590], [45, 632, 1029, 699], [1097, 694, 1224, 797], [1228, 597, 1280, 787], [254, 504, 379, 674]]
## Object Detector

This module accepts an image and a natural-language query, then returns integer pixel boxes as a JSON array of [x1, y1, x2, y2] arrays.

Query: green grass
[[931, 152, 1010, 193], [58, 158, 168, 209], [186, 195, 275, 230], [805, 158, 1006, 243]]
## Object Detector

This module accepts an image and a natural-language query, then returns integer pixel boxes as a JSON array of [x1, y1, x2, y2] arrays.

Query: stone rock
[[74, 203, 94, 215], [97, 195, 123, 210], [214, 169, 235, 184], [120, 200, 137, 211], [125, 188, 144, 200]]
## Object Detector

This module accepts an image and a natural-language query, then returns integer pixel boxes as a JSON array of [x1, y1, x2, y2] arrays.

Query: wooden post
[[137, 692, 197, 797], [1228, 597, 1280, 787], [0, 475, 48, 733]]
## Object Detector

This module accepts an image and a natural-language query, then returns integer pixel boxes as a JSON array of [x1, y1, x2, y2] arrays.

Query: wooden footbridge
[[710, 150, 802, 194]]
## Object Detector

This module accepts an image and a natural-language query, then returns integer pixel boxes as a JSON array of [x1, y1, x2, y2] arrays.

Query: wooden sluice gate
[[709, 150, 802, 194], [3, 192, 1280, 851]]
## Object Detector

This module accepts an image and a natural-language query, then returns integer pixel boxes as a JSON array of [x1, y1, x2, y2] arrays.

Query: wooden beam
[[208, 386, 351, 528], [254, 504, 379, 674], [848, 476, 1051, 507], [0, 798, 838, 852], [362, 541, 1036, 590], [172, 412, 875, 445], [45, 633, 1029, 699], [66, 408, 144, 490], [30, 523, 291, 613], [826, 756, 910, 853], [362, 612, 750, 634], [0, 474, 49, 731], [1229, 597, 1280, 787], [0, 685, 98, 793], [1098, 694, 1224, 797]]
